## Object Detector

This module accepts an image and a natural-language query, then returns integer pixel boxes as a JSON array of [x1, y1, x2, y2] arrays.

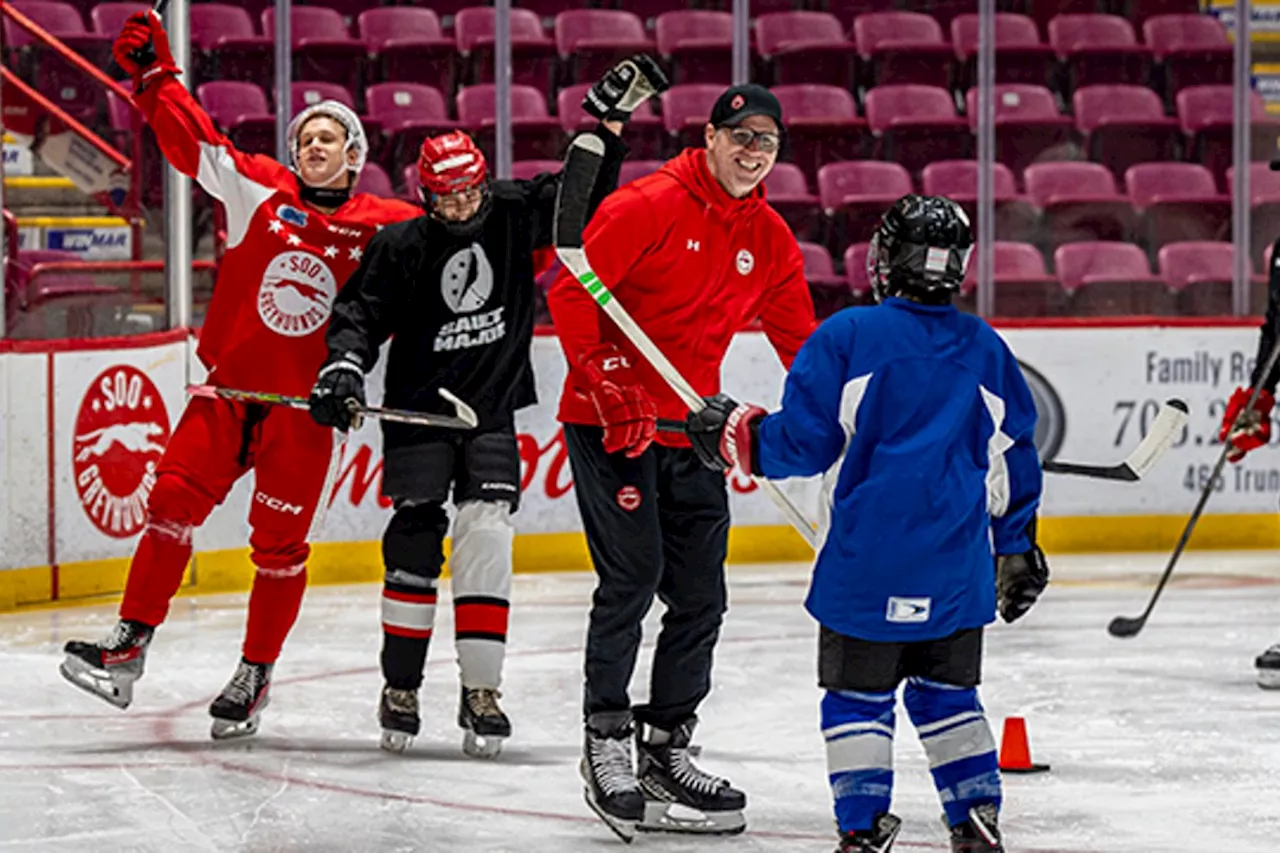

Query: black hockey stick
[[553, 133, 819, 548], [659, 396, 1189, 483], [1042, 398, 1189, 481], [1109, 340, 1280, 638], [186, 384, 479, 430]]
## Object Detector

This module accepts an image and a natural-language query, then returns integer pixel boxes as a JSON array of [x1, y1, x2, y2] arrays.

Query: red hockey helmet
[[417, 131, 488, 198]]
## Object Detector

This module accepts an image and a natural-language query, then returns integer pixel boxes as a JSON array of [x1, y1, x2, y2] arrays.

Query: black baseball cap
[[709, 84, 785, 133]]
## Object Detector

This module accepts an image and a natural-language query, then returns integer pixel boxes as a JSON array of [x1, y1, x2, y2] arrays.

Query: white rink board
[[3, 323, 1279, 572]]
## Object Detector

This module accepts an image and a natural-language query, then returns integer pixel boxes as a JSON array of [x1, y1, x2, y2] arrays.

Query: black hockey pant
[[564, 424, 730, 731]]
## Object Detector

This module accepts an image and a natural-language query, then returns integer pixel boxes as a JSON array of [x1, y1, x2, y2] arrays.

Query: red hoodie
[[548, 148, 817, 446]]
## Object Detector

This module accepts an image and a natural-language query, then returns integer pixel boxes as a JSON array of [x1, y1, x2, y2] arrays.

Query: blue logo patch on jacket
[[277, 205, 308, 228]]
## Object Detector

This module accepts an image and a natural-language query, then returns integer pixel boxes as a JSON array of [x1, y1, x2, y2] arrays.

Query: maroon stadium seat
[[951, 13, 1055, 91], [510, 159, 562, 181], [619, 159, 664, 186], [800, 241, 852, 318], [364, 82, 454, 178], [557, 82, 665, 159], [1024, 160, 1137, 252], [1073, 84, 1182, 180], [1056, 240, 1173, 315], [554, 10, 654, 85], [262, 7, 364, 95], [655, 10, 734, 86], [959, 241, 1064, 317], [1157, 240, 1246, 315], [1230, 163, 1280, 273], [1175, 85, 1280, 192], [661, 84, 724, 152], [6, 0, 110, 123], [772, 84, 868, 185], [358, 8, 456, 95], [1143, 14, 1233, 104], [863, 84, 973, 177], [1125, 161, 1230, 254], [189, 3, 273, 86], [196, 81, 277, 158], [843, 242, 874, 305], [755, 11, 856, 90], [818, 160, 914, 253], [456, 83, 565, 161], [1047, 14, 1153, 95], [851, 11, 953, 91], [963, 84, 1074, 178], [354, 162, 396, 199], [764, 162, 823, 243], [455, 7, 556, 93], [920, 159, 1037, 243]]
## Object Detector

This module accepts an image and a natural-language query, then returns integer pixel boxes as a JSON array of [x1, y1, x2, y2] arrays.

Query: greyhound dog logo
[[258, 250, 337, 337], [72, 365, 171, 538]]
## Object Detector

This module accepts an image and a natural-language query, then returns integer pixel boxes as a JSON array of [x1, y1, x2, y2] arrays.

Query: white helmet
[[286, 100, 368, 187]]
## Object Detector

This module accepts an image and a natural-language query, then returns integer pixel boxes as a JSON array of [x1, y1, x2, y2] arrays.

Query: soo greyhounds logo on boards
[[72, 366, 171, 538]]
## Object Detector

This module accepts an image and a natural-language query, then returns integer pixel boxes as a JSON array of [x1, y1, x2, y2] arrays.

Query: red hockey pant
[[119, 395, 339, 664]]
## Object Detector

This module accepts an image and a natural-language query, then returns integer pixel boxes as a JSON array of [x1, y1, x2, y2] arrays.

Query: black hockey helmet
[[866, 194, 973, 304]]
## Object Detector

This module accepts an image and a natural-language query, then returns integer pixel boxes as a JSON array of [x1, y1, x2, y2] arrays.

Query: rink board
[[3, 321, 1280, 609]]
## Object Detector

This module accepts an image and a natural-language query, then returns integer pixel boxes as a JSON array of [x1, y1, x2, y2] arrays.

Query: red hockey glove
[[113, 11, 179, 91], [581, 344, 656, 457], [686, 394, 767, 475], [1218, 386, 1275, 463]]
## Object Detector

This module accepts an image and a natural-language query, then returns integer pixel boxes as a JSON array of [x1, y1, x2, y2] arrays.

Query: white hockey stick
[[554, 134, 818, 549], [1042, 398, 1188, 482]]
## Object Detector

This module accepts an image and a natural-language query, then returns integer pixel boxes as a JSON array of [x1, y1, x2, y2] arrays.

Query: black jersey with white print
[[325, 130, 627, 447]]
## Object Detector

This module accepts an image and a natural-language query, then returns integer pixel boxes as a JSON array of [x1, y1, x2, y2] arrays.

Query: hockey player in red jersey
[[59, 10, 421, 739]]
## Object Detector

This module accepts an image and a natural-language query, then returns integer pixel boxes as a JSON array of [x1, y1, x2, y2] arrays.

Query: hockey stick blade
[[185, 385, 478, 429], [1042, 398, 1188, 481], [552, 133, 605, 251]]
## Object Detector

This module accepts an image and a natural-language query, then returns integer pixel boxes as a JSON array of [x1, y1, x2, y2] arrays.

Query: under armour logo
[[687, 239, 700, 252]]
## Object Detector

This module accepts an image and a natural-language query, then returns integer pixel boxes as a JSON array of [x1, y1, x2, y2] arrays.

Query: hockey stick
[[554, 134, 819, 549], [1042, 398, 1189, 481], [661, 399, 1188, 483], [1109, 339, 1280, 638], [185, 384, 479, 430]]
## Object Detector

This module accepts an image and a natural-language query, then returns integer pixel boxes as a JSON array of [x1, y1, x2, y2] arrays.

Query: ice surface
[[2, 552, 1279, 852]]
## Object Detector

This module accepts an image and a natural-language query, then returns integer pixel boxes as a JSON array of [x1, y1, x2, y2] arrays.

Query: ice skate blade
[[381, 729, 414, 753], [59, 659, 133, 709], [637, 801, 746, 835], [210, 715, 261, 740], [462, 730, 504, 759], [581, 787, 636, 844], [1257, 668, 1280, 690]]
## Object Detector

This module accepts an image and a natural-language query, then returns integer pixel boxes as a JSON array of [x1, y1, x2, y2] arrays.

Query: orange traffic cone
[[998, 716, 1050, 774]]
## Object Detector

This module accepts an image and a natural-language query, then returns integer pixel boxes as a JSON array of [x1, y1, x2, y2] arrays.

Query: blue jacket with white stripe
[[756, 297, 1042, 643]]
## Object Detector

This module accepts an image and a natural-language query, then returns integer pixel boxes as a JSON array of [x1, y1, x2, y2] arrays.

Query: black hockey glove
[[685, 393, 768, 475], [582, 54, 670, 123], [308, 354, 366, 432], [996, 545, 1049, 623]]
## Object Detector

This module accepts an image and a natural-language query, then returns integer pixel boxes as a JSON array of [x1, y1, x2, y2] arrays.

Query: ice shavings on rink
[[1, 552, 1279, 852]]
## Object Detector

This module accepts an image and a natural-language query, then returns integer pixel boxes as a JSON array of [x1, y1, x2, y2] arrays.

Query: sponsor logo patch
[[885, 596, 931, 623]]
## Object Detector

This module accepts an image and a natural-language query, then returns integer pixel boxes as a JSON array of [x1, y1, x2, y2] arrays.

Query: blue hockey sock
[[902, 676, 1001, 827], [821, 688, 896, 832]]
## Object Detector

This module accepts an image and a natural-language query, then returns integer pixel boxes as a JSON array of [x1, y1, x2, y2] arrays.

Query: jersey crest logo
[[276, 204, 308, 228], [258, 250, 337, 337], [885, 596, 931, 623], [615, 485, 642, 512], [72, 365, 171, 539], [735, 249, 754, 276], [441, 243, 494, 314]]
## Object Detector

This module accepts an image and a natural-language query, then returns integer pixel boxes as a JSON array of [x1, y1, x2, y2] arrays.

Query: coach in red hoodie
[[548, 84, 816, 836]]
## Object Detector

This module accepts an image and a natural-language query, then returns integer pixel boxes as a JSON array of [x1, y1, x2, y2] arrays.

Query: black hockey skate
[[947, 804, 1004, 853], [59, 620, 153, 709], [458, 686, 510, 759], [379, 685, 420, 753], [209, 659, 272, 740], [634, 716, 747, 836], [837, 813, 903, 853], [581, 716, 645, 843], [1256, 642, 1280, 689]]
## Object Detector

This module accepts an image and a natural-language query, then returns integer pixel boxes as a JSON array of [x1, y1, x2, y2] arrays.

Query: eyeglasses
[[722, 126, 781, 154]]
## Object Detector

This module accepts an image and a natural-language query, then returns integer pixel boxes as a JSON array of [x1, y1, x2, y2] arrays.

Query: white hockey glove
[[582, 54, 670, 123]]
